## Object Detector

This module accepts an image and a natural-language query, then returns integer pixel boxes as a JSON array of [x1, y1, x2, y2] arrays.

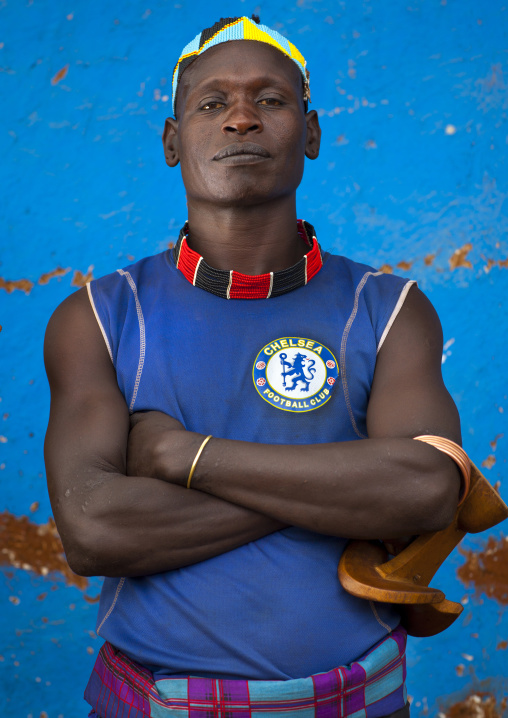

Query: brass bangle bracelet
[[414, 434, 471, 505], [187, 435, 212, 489]]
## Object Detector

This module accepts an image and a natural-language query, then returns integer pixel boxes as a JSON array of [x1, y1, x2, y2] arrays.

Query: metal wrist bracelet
[[186, 435, 213, 489]]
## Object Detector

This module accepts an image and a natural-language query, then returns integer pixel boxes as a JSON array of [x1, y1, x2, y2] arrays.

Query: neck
[[185, 196, 305, 275]]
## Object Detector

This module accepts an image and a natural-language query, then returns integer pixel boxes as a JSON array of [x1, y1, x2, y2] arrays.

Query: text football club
[[253, 337, 339, 413]]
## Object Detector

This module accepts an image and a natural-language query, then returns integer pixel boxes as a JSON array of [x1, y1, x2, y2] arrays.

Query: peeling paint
[[450, 243, 474, 270], [0, 277, 34, 294], [0, 511, 87, 590], [71, 266, 94, 287], [374, 249, 507, 276], [51, 64, 69, 85], [458, 536, 508, 605], [1, 0, 507, 711], [38, 266, 71, 285], [396, 260, 413, 271], [482, 455, 497, 469], [2, 251, 504, 300], [442, 692, 507, 718], [483, 259, 497, 273], [490, 435, 504, 451]]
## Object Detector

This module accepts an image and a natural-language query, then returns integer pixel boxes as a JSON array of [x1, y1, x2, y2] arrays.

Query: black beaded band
[[172, 220, 322, 300]]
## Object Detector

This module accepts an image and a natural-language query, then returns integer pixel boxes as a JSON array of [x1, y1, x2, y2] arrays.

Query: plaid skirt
[[86, 626, 407, 718]]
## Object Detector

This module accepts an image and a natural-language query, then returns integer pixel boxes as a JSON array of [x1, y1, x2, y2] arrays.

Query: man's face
[[163, 41, 320, 207]]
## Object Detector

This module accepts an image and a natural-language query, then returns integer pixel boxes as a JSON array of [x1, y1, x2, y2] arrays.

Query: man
[[44, 16, 465, 718]]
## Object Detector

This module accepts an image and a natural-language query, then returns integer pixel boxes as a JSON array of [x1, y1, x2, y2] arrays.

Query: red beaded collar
[[172, 220, 323, 300]]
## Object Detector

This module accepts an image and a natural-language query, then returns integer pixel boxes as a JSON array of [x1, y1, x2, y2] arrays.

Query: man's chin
[[194, 181, 295, 208]]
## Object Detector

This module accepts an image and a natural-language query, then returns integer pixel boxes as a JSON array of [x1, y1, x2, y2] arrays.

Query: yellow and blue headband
[[172, 16, 310, 116]]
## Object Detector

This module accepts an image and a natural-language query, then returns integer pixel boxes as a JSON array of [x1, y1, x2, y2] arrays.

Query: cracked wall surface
[[1, 0, 507, 716]]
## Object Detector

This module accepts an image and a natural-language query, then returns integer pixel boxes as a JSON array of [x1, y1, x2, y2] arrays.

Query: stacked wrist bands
[[414, 435, 471, 504]]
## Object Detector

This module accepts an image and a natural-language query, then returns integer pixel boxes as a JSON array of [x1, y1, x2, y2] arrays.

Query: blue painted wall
[[1, 1, 507, 715]]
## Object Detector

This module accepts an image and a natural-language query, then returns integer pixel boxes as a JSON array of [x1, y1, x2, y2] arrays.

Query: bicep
[[367, 285, 461, 444], [44, 288, 129, 542]]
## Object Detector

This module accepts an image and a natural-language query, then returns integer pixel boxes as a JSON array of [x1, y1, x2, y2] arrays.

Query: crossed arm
[[44, 285, 462, 578]]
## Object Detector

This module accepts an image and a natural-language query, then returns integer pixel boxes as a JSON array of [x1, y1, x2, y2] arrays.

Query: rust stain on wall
[[0, 277, 34, 294], [457, 535, 508, 605], [378, 251, 508, 275], [38, 266, 71, 285], [490, 434, 504, 451], [496, 640, 507, 650], [71, 266, 94, 287], [481, 455, 496, 469], [0, 511, 87, 590], [450, 243, 474, 270], [443, 693, 507, 718], [83, 593, 100, 604], [51, 64, 69, 85], [5, 253, 505, 298]]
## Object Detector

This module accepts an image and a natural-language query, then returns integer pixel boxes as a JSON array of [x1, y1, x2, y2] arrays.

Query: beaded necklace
[[172, 220, 323, 300]]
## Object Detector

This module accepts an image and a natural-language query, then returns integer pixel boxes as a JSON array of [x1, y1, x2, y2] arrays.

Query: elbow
[[63, 530, 105, 577], [61, 518, 122, 578], [415, 463, 461, 533], [65, 551, 99, 578]]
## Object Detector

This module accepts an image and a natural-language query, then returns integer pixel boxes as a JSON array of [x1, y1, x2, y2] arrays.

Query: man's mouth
[[213, 143, 271, 161]]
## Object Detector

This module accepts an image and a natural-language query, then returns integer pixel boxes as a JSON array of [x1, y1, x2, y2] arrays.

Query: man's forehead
[[183, 42, 302, 95]]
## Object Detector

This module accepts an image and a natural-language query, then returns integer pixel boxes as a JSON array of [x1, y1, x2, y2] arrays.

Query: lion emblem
[[279, 352, 316, 392]]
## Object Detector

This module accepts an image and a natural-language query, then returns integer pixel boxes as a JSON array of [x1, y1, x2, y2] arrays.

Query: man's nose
[[221, 101, 263, 135]]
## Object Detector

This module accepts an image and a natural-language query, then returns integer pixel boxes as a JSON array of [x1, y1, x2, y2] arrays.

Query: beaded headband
[[172, 16, 310, 116]]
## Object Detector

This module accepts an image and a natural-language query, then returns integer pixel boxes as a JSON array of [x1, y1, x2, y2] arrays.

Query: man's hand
[[127, 411, 199, 485]]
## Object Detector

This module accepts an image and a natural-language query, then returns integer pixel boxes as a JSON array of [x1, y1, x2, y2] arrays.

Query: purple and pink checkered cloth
[[86, 627, 407, 718]]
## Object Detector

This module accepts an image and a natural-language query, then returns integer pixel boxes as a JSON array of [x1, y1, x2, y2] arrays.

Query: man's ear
[[304, 110, 321, 160], [162, 117, 180, 167]]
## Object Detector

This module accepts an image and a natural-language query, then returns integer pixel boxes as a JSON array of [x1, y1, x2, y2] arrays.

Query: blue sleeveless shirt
[[88, 244, 414, 681]]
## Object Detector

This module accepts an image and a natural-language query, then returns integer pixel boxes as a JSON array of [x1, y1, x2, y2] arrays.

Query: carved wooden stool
[[338, 463, 508, 636]]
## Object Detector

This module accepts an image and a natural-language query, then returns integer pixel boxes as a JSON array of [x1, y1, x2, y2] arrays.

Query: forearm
[[166, 435, 461, 538], [49, 467, 284, 578]]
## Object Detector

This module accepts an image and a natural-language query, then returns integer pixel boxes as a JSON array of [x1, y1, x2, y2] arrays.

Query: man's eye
[[258, 98, 283, 106], [200, 101, 225, 111]]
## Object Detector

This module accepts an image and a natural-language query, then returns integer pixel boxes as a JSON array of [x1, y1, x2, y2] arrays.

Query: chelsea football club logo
[[252, 337, 339, 413]]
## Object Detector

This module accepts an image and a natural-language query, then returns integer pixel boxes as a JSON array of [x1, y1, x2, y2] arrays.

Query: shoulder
[[87, 251, 172, 334], [326, 252, 411, 293], [45, 251, 169, 365], [44, 287, 115, 390], [325, 252, 417, 348], [90, 250, 171, 295], [378, 283, 443, 360]]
